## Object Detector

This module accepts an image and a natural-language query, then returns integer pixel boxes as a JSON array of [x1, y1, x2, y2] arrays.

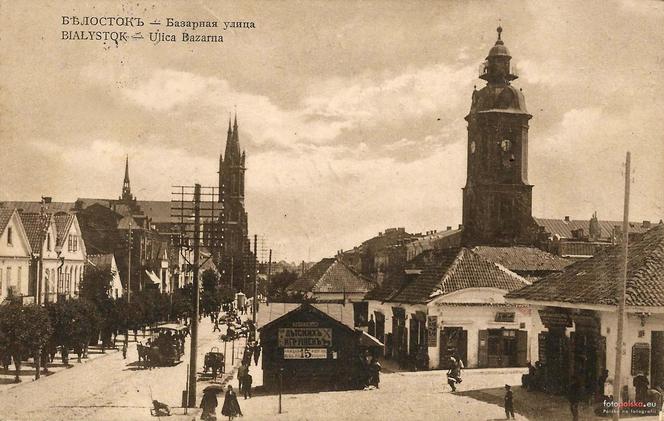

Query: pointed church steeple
[[121, 155, 134, 202]]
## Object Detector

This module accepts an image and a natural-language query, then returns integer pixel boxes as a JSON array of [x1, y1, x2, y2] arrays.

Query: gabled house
[[87, 254, 123, 299], [0, 208, 32, 300], [366, 247, 533, 370], [53, 213, 87, 298], [18, 212, 60, 302], [286, 258, 375, 303]]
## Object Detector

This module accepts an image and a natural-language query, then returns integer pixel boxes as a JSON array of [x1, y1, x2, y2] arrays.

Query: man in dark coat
[[504, 384, 515, 419], [253, 343, 261, 366], [634, 372, 650, 403], [200, 389, 218, 420], [242, 373, 253, 399], [237, 364, 248, 392], [221, 385, 242, 420], [368, 357, 381, 388], [569, 376, 581, 421]]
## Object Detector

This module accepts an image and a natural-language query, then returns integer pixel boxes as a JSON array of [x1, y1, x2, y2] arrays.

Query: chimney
[[458, 224, 463, 230], [446, 226, 452, 231], [564, 216, 570, 222], [643, 220, 651, 228]]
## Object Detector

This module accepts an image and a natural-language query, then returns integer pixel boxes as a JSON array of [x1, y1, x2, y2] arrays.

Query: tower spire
[[121, 155, 134, 202]]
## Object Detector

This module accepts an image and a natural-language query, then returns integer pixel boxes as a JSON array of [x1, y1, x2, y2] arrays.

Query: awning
[[357, 329, 384, 348], [146, 270, 161, 285]]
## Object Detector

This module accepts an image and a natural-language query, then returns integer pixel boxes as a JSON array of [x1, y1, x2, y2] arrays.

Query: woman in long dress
[[221, 385, 243, 420]]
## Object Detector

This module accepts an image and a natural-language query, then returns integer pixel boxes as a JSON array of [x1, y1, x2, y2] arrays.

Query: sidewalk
[[0, 343, 122, 393]]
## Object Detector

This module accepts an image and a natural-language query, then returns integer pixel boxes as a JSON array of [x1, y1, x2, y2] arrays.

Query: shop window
[[353, 302, 368, 327], [631, 343, 650, 376]]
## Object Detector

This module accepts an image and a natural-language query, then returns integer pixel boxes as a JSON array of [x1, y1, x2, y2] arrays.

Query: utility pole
[[127, 220, 132, 304], [230, 256, 234, 291], [187, 184, 201, 408], [37, 196, 47, 306], [252, 234, 257, 326], [267, 248, 272, 293], [612, 151, 630, 421]]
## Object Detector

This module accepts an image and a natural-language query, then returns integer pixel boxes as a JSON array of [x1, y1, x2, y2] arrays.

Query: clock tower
[[462, 27, 538, 246]]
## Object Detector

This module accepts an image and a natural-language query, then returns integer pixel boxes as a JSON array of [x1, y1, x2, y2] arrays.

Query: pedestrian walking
[[242, 373, 253, 399], [237, 363, 248, 391], [504, 384, 515, 419], [253, 342, 261, 366], [569, 376, 581, 421], [447, 357, 462, 392], [200, 388, 219, 421], [221, 385, 243, 420], [122, 342, 127, 359], [213, 320, 221, 332]]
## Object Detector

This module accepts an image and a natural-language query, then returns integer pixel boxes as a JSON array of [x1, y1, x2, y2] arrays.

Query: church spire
[[121, 155, 134, 202]]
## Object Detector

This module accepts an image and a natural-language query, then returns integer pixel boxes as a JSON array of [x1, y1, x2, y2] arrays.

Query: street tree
[[0, 303, 52, 381]]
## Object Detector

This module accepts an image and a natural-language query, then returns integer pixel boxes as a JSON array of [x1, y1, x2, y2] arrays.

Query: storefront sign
[[495, 312, 515, 323], [283, 348, 328, 359], [278, 328, 332, 348], [427, 316, 437, 347]]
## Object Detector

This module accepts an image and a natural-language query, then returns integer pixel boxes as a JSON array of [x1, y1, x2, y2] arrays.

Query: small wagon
[[203, 347, 225, 377]]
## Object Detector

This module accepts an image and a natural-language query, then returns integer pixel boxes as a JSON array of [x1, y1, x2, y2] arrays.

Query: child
[[504, 384, 515, 419]]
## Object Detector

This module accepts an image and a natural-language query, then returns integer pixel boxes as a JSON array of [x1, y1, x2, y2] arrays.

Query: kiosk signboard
[[278, 327, 332, 348], [283, 348, 328, 359]]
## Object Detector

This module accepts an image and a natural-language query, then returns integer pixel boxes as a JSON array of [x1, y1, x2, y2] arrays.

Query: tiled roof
[[0, 201, 75, 215], [287, 258, 375, 294], [78, 198, 185, 224], [17, 212, 47, 252], [506, 224, 664, 307], [367, 247, 529, 304], [53, 214, 74, 246], [87, 253, 114, 270], [0, 208, 14, 234], [472, 246, 573, 272], [257, 302, 355, 330], [535, 217, 653, 239], [556, 241, 611, 258]]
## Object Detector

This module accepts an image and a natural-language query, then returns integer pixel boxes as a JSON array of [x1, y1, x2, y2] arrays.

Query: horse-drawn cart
[[138, 324, 188, 367]]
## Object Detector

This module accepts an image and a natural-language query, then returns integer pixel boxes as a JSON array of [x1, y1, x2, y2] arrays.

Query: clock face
[[470, 141, 476, 154], [501, 139, 512, 152]]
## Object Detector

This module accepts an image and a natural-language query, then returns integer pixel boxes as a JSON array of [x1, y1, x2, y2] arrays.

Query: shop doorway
[[439, 327, 467, 369], [481, 329, 527, 367], [652, 332, 664, 389]]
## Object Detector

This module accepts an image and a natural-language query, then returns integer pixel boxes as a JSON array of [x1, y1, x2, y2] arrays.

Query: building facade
[[0, 208, 32, 300]]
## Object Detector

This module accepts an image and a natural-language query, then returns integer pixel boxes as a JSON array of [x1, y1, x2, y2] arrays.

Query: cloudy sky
[[1, 0, 663, 262]]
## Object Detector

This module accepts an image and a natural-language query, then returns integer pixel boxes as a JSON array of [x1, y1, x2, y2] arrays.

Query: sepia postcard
[[1, 1, 663, 420]]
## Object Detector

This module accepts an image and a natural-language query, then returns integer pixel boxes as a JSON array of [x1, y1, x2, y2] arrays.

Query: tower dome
[[486, 26, 511, 59], [479, 26, 517, 83]]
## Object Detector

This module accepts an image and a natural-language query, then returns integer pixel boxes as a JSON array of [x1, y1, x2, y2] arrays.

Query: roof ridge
[[431, 247, 467, 298], [468, 248, 531, 286]]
